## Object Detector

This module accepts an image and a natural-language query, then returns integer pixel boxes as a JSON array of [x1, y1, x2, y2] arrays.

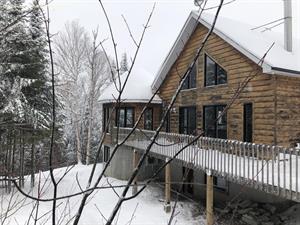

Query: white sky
[[36, 0, 300, 75]]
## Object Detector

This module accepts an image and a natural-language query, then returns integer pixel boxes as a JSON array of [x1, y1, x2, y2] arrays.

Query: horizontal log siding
[[276, 75, 300, 147], [159, 24, 276, 145]]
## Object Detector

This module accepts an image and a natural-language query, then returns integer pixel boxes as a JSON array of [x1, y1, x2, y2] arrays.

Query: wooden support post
[[132, 149, 138, 195], [164, 158, 171, 212], [206, 170, 214, 225]]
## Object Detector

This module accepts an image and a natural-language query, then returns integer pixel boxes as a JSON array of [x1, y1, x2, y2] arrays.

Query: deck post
[[206, 170, 214, 225], [132, 149, 138, 195], [164, 158, 171, 212]]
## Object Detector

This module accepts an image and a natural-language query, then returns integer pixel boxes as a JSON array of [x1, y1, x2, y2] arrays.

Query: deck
[[114, 127, 300, 202]]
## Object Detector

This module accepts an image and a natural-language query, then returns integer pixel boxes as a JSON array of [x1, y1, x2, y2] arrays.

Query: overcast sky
[[39, 0, 300, 75]]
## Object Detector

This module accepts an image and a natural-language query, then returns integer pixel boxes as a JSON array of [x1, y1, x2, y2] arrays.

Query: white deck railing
[[113, 127, 300, 202]]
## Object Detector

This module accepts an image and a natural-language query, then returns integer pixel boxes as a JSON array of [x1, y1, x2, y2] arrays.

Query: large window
[[182, 63, 197, 90], [116, 107, 134, 128], [205, 55, 227, 86], [103, 106, 110, 133], [179, 106, 196, 135], [204, 105, 227, 139], [244, 103, 253, 142], [144, 108, 153, 130]]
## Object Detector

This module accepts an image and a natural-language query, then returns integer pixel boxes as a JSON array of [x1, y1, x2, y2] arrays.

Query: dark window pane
[[144, 108, 153, 130], [179, 107, 196, 135], [190, 64, 197, 88], [126, 108, 134, 127], [189, 107, 196, 134], [181, 64, 197, 90], [204, 106, 216, 137], [244, 103, 253, 142], [119, 108, 125, 127], [217, 65, 227, 85], [103, 106, 110, 133], [182, 76, 189, 90], [205, 56, 216, 86], [103, 146, 110, 162], [165, 112, 170, 132]]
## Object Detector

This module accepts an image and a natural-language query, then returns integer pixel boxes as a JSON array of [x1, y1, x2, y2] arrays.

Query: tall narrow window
[[103, 146, 110, 162], [116, 107, 134, 128], [205, 55, 227, 86], [103, 106, 110, 133], [244, 103, 253, 142], [179, 107, 196, 135], [204, 105, 227, 139], [182, 64, 197, 90], [165, 112, 170, 133], [144, 108, 153, 130]]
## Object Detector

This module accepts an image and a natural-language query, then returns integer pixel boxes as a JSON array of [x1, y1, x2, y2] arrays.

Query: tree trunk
[[75, 121, 82, 164], [31, 138, 35, 188]]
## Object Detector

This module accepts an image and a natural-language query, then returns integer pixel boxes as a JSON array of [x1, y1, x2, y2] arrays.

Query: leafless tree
[[55, 21, 89, 164]]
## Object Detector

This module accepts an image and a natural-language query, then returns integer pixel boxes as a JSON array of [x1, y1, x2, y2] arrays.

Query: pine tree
[[120, 52, 129, 74], [23, 0, 52, 129]]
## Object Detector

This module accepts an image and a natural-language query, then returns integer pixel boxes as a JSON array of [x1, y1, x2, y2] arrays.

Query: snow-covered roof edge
[[151, 11, 300, 92], [99, 99, 162, 104]]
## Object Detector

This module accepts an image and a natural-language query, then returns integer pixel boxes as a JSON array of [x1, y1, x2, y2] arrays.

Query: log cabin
[[99, 11, 300, 209]]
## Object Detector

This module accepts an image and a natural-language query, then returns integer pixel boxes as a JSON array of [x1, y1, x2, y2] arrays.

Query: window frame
[[115, 107, 135, 128], [203, 105, 227, 139], [181, 63, 197, 90], [144, 107, 153, 130], [204, 54, 227, 87], [179, 106, 197, 135]]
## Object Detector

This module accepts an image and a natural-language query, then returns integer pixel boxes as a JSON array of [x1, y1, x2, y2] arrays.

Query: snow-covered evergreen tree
[[120, 52, 129, 74]]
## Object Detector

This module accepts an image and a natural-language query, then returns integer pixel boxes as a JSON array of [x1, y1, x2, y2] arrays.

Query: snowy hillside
[[0, 164, 201, 225]]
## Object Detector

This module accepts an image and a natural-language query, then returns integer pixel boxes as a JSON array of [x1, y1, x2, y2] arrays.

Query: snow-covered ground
[[0, 164, 202, 225]]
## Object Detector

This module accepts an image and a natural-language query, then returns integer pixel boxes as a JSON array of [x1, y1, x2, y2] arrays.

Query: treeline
[[0, 0, 126, 191], [0, 0, 63, 191]]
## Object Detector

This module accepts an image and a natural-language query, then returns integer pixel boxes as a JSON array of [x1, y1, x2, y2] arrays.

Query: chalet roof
[[99, 67, 162, 104], [152, 11, 300, 91]]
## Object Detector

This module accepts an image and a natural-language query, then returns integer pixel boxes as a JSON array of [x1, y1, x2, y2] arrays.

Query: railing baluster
[[243, 143, 246, 181], [231, 141, 234, 177], [239, 142, 242, 180], [283, 147, 286, 198], [271, 146, 275, 194], [289, 148, 292, 200], [235, 141, 238, 179], [266, 145, 269, 192], [297, 148, 299, 200], [261, 144, 265, 191], [252, 144, 255, 187], [247, 143, 250, 180], [220, 140, 223, 175], [277, 146, 281, 196]]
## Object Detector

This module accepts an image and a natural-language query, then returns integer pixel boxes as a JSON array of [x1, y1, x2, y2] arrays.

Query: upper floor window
[[179, 106, 196, 135], [116, 107, 134, 128], [205, 55, 227, 87], [204, 105, 227, 139], [182, 63, 196, 90], [144, 108, 153, 130]]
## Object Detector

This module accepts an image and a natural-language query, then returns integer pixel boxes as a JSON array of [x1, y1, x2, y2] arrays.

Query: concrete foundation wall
[[104, 145, 162, 181]]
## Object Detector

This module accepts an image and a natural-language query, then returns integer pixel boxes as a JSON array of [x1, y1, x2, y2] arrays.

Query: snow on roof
[[99, 67, 162, 104], [152, 11, 300, 91]]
